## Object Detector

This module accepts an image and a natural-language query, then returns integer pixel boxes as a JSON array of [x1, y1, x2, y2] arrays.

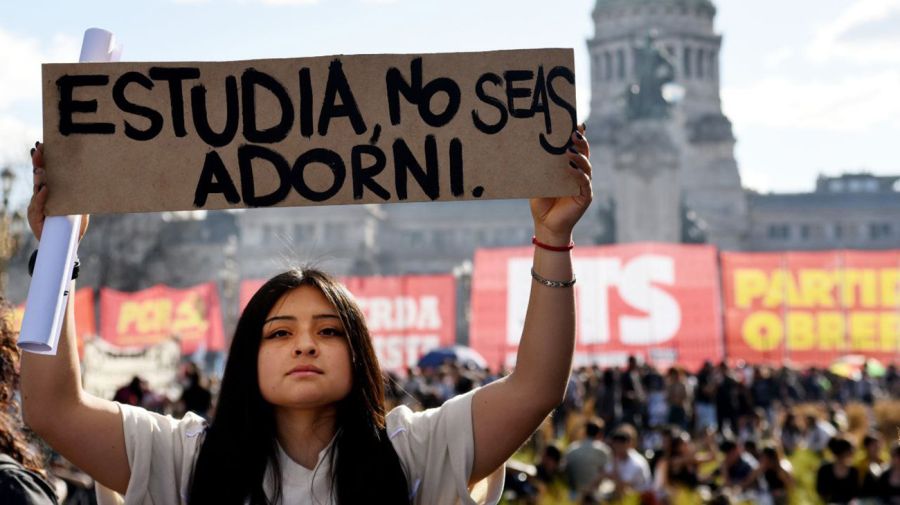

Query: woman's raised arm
[[469, 126, 592, 484], [20, 143, 130, 493]]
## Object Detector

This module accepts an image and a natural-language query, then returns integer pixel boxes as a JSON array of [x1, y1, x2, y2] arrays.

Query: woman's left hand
[[529, 124, 593, 245]]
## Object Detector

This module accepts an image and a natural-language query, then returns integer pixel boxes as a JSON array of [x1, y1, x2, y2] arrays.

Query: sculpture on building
[[626, 33, 676, 120]]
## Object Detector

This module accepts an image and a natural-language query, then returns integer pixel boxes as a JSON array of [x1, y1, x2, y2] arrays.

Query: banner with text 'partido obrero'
[[240, 275, 455, 372], [469, 243, 723, 371], [721, 250, 900, 366]]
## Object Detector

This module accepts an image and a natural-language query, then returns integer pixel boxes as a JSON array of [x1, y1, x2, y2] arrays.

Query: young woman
[[20, 127, 593, 504]]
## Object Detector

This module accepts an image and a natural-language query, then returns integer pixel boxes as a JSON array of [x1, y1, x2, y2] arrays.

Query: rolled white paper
[[18, 28, 122, 354]]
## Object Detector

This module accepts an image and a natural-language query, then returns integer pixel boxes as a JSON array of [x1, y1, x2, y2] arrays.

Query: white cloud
[[257, 0, 319, 5], [807, 0, 900, 64], [762, 46, 794, 69], [739, 168, 774, 194], [0, 29, 80, 110], [722, 70, 900, 132], [0, 27, 79, 199]]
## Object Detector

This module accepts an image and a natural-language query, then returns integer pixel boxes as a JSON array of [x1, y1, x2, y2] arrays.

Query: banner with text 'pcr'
[[100, 283, 224, 354]]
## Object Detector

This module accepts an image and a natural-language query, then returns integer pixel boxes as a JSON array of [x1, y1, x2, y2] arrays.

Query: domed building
[[585, 0, 748, 248]]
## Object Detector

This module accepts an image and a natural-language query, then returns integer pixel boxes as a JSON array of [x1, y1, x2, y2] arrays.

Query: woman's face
[[257, 286, 353, 410]]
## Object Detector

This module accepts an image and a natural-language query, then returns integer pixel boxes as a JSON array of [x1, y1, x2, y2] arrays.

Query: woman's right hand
[[28, 141, 89, 241]]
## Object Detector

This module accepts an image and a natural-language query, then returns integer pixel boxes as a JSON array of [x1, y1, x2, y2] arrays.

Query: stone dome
[[594, 0, 716, 17]]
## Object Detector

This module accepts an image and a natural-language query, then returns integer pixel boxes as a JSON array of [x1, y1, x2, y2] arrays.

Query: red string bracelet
[[532, 236, 575, 252]]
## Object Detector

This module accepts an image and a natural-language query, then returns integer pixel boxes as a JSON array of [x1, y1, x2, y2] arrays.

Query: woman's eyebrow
[[263, 315, 296, 325]]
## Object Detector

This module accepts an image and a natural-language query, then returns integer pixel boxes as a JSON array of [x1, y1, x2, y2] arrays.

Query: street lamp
[[452, 260, 473, 346], [1, 167, 14, 210]]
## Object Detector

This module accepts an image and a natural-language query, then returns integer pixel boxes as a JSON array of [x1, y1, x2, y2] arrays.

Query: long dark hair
[[0, 298, 47, 476], [189, 269, 409, 504]]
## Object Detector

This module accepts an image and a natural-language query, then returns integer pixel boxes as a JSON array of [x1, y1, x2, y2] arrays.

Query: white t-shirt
[[603, 449, 652, 492], [95, 388, 504, 505]]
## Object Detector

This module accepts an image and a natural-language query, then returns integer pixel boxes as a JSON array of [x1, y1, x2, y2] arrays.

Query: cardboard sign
[[41, 49, 577, 215]]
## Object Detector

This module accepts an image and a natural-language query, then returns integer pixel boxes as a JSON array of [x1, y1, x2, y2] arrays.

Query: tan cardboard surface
[[42, 49, 577, 215]]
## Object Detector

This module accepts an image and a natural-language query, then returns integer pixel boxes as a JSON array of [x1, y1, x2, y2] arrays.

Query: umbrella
[[828, 355, 886, 379], [417, 345, 488, 370]]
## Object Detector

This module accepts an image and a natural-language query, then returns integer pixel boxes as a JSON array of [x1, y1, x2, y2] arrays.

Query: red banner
[[100, 283, 224, 353], [240, 275, 455, 372], [722, 251, 900, 366], [11, 288, 96, 354], [470, 243, 723, 371]]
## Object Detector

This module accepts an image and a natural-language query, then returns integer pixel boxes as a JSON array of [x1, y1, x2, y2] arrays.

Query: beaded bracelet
[[531, 268, 576, 288]]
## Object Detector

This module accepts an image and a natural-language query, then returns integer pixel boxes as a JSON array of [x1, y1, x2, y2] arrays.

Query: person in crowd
[[816, 436, 861, 504], [778, 411, 805, 455], [748, 444, 793, 505], [563, 419, 610, 502], [644, 366, 668, 429], [806, 413, 838, 454], [665, 367, 691, 432], [713, 438, 759, 491], [858, 432, 885, 499], [716, 364, 740, 436], [0, 298, 57, 504], [654, 430, 703, 502], [20, 129, 593, 504], [876, 442, 900, 504], [602, 424, 652, 500], [111, 376, 146, 407], [750, 367, 776, 426], [178, 361, 213, 419], [694, 360, 718, 434], [534, 444, 571, 504], [620, 357, 646, 431], [595, 368, 621, 429]]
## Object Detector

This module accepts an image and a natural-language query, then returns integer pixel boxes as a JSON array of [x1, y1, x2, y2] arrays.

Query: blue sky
[[1, 0, 899, 205]]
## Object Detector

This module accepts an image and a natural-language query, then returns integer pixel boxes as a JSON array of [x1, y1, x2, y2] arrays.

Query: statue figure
[[626, 33, 676, 120]]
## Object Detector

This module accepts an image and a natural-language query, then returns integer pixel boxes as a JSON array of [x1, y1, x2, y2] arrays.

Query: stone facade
[[745, 174, 900, 252]]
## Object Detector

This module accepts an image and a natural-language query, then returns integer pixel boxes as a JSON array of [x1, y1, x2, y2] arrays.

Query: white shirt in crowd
[[604, 449, 652, 493], [807, 419, 837, 452]]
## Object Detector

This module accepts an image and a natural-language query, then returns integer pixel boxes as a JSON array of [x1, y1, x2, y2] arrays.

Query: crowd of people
[[3, 307, 900, 505], [384, 356, 900, 504]]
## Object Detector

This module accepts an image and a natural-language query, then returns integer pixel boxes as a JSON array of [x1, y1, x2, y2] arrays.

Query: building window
[[767, 224, 790, 240], [870, 223, 891, 240], [708, 51, 717, 80], [616, 48, 626, 80], [604, 51, 613, 80], [800, 224, 812, 240], [293, 223, 314, 242], [410, 230, 425, 247], [683, 47, 692, 78], [834, 224, 842, 239], [696, 48, 705, 78]]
